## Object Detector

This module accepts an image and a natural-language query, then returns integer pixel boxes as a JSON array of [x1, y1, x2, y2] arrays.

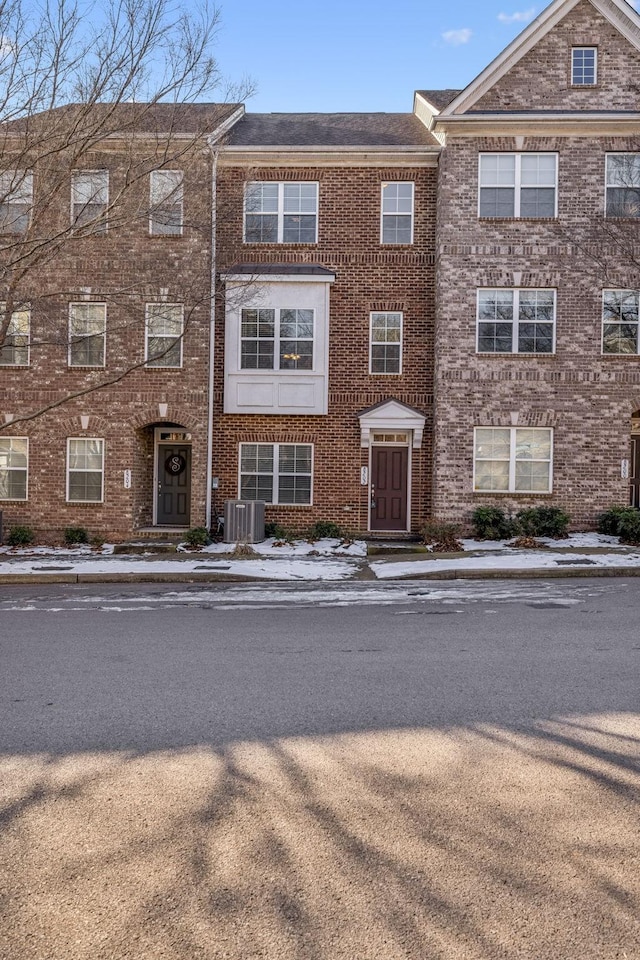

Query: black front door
[[370, 446, 408, 531], [157, 443, 191, 525], [631, 435, 640, 507]]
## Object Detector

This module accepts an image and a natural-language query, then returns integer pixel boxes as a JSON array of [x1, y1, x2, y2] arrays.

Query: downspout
[[205, 141, 219, 531]]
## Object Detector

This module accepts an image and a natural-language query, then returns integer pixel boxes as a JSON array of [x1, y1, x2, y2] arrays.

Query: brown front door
[[631, 435, 640, 507], [371, 446, 408, 531], [157, 443, 191, 525]]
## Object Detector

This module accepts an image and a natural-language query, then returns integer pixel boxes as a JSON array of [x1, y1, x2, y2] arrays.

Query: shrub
[[7, 524, 35, 547], [64, 526, 89, 546], [421, 521, 464, 552], [265, 521, 287, 539], [471, 506, 515, 540], [515, 506, 570, 539], [597, 505, 638, 537], [183, 526, 211, 549], [307, 520, 345, 540], [598, 505, 640, 543]]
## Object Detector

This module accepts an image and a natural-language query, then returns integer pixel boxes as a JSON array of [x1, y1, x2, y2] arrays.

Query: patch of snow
[[371, 550, 640, 579]]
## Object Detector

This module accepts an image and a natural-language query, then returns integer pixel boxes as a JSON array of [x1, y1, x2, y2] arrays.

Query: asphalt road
[[1, 578, 639, 959]]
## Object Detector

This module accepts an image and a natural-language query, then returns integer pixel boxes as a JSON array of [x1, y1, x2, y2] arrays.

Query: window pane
[[518, 323, 554, 353], [606, 155, 640, 188], [477, 323, 513, 352], [278, 475, 311, 504], [475, 428, 510, 460], [150, 170, 183, 204], [279, 444, 312, 474], [515, 429, 551, 461], [147, 306, 182, 337], [479, 155, 515, 186], [606, 188, 640, 218], [282, 214, 316, 242], [515, 461, 550, 492], [382, 215, 412, 243], [245, 214, 278, 242], [479, 187, 515, 217], [246, 183, 278, 213], [0, 438, 28, 467], [475, 461, 509, 491], [68, 472, 102, 502], [520, 155, 556, 186], [520, 187, 555, 217]]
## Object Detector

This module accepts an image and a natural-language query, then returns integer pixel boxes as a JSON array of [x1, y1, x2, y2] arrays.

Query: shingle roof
[[3, 102, 240, 136], [415, 90, 462, 111], [226, 113, 439, 147], [221, 263, 335, 277]]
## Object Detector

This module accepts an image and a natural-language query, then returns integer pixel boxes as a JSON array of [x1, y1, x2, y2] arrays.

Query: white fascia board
[[207, 104, 246, 145], [219, 147, 439, 168], [442, 0, 640, 117], [435, 112, 640, 136], [222, 273, 336, 284]]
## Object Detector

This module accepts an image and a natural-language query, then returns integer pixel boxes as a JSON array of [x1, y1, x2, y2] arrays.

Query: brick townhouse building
[[427, 0, 640, 528], [2, 0, 640, 540], [0, 103, 236, 541]]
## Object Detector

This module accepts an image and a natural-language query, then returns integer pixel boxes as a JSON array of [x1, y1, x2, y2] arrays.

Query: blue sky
[[214, 0, 639, 112], [212, 0, 537, 112]]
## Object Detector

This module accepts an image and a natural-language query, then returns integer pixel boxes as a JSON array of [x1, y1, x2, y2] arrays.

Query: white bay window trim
[[474, 427, 553, 493]]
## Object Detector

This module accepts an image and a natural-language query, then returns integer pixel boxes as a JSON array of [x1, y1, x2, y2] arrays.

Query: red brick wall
[[214, 162, 436, 534]]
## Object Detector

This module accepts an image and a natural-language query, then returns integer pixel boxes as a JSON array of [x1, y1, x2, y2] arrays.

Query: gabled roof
[[441, 0, 640, 116], [225, 112, 439, 148], [414, 90, 461, 113]]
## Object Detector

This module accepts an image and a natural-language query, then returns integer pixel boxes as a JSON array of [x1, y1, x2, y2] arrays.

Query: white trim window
[[479, 154, 558, 218], [477, 289, 555, 354], [381, 182, 414, 244], [66, 437, 104, 502], [0, 437, 28, 500], [239, 442, 313, 504], [0, 170, 33, 233], [605, 154, 640, 217], [244, 182, 318, 243], [71, 170, 109, 231], [69, 302, 106, 367], [572, 47, 597, 85], [370, 311, 402, 373], [0, 303, 29, 366], [150, 170, 183, 235], [240, 307, 314, 370], [474, 427, 553, 493], [145, 303, 184, 368], [602, 290, 640, 354]]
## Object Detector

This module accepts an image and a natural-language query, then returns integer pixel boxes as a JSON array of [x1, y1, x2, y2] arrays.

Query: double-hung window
[[240, 443, 313, 504], [479, 154, 557, 218], [474, 427, 553, 493], [0, 170, 33, 233], [69, 303, 106, 366], [370, 312, 402, 373], [602, 290, 640, 354], [145, 303, 183, 367], [572, 47, 597, 85], [605, 154, 640, 217], [67, 438, 104, 502], [244, 182, 318, 243], [0, 303, 29, 366], [381, 182, 414, 244], [150, 170, 183, 235], [477, 289, 555, 354], [71, 170, 109, 231], [240, 308, 313, 370], [0, 437, 28, 500]]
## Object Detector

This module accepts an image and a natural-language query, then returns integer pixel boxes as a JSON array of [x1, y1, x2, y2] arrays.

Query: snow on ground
[[371, 550, 640, 579], [460, 532, 621, 552], [193, 537, 368, 558], [0, 556, 358, 580]]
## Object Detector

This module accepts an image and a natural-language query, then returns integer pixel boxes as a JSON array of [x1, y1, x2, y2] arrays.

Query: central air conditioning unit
[[223, 500, 266, 543]]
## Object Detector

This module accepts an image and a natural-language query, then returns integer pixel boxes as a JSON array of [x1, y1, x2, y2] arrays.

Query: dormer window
[[572, 47, 597, 85]]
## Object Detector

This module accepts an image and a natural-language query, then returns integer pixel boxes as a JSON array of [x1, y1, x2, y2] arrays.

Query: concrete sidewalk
[[2, 533, 640, 583]]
